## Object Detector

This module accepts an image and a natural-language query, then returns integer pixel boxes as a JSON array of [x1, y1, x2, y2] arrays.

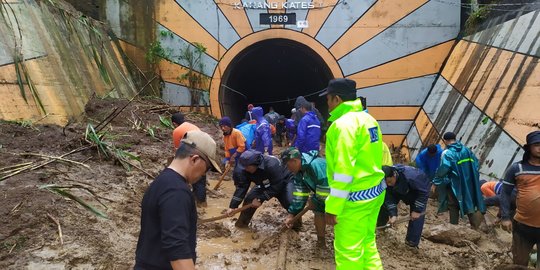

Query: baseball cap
[[319, 78, 357, 96], [526, 131, 540, 146], [280, 147, 302, 163], [181, 130, 222, 173]]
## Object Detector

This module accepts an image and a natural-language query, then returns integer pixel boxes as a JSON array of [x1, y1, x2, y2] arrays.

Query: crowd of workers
[[133, 77, 540, 270]]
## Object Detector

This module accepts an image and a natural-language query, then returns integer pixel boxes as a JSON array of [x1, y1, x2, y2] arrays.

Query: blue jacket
[[415, 144, 443, 179], [252, 107, 273, 155], [433, 142, 486, 216], [385, 165, 430, 216], [285, 119, 296, 141], [235, 122, 256, 150], [294, 111, 321, 153]]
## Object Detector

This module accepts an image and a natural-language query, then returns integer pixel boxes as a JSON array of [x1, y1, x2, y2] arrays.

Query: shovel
[[377, 212, 426, 230], [199, 203, 254, 224], [213, 164, 231, 190]]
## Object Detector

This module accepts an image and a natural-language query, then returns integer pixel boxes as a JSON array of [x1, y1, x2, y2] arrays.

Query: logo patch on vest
[[368, 127, 379, 143]]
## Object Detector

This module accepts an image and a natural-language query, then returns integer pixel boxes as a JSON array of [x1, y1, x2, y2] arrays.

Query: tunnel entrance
[[219, 39, 334, 124]]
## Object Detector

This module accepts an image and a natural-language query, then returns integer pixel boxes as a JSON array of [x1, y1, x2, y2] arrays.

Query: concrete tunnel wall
[[151, 0, 461, 147], [0, 0, 137, 125], [405, 3, 540, 178]]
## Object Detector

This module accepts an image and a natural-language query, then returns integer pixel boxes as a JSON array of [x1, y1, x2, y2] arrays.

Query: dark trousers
[[377, 204, 426, 247], [192, 175, 206, 202], [447, 186, 484, 229], [512, 220, 540, 267], [236, 181, 293, 227]]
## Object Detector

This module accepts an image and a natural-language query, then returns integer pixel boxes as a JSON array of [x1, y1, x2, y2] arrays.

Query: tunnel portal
[[219, 39, 334, 124]]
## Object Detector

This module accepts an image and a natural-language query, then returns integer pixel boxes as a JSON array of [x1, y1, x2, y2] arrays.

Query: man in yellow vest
[[319, 78, 386, 269]]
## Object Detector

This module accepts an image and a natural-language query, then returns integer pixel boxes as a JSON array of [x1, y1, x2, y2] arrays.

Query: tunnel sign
[[234, 2, 321, 9], [260, 13, 297, 25]]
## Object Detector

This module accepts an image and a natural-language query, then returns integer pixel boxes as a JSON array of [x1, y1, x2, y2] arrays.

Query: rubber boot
[[235, 207, 255, 228]]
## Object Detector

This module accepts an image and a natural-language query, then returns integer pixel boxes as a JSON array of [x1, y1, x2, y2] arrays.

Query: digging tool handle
[[377, 212, 426, 230], [213, 164, 231, 190], [199, 203, 253, 224]]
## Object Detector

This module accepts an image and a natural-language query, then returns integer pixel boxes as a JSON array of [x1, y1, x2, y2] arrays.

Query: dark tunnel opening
[[219, 39, 334, 124]]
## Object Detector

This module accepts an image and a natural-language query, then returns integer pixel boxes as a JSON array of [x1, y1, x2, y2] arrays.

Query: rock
[[423, 224, 482, 247]]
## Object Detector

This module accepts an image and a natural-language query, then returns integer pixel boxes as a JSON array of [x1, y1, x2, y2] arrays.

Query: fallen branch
[[199, 203, 254, 224], [46, 213, 63, 245]]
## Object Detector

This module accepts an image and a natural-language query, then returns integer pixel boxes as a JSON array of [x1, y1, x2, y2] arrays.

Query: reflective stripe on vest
[[347, 179, 386, 202], [457, 158, 473, 165]]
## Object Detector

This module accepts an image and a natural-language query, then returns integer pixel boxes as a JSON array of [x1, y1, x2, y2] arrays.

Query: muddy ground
[[0, 97, 522, 269]]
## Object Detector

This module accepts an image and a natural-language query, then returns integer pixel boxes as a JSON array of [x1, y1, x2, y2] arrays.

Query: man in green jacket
[[433, 132, 486, 229], [319, 78, 386, 269], [281, 147, 330, 247]]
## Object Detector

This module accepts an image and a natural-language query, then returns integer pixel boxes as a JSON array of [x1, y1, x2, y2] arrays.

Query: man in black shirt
[[226, 149, 294, 228], [135, 130, 221, 270]]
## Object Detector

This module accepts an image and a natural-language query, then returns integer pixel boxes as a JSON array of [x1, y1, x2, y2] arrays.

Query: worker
[[480, 179, 516, 220], [285, 118, 296, 146], [294, 102, 321, 153], [415, 144, 443, 180], [135, 130, 221, 270], [293, 96, 308, 126], [251, 106, 273, 155], [226, 150, 293, 228], [433, 132, 486, 229], [281, 147, 329, 247], [219, 117, 246, 167], [171, 113, 208, 207], [415, 144, 443, 199], [244, 104, 254, 122], [377, 165, 430, 248], [319, 78, 386, 269], [264, 106, 279, 126], [275, 115, 286, 147], [500, 130, 540, 267]]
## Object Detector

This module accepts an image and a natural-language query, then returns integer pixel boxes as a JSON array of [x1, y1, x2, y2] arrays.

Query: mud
[[0, 98, 518, 269]]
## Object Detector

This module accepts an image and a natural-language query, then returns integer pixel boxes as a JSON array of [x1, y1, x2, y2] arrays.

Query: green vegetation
[[84, 124, 140, 170], [464, 2, 494, 35], [40, 184, 109, 219], [177, 42, 209, 111]]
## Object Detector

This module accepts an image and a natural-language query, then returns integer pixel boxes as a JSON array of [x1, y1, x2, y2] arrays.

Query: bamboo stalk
[[8, 243, 16, 254], [0, 162, 33, 172], [95, 75, 158, 133], [9, 201, 23, 215], [199, 203, 254, 224], [19, 153, 90, 169], [122, 159, 155, 179], [46, 213, 63, 245], [0, 146, 91, 182], [276, 230, 291, 270], [1, 164, 34, 175]]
